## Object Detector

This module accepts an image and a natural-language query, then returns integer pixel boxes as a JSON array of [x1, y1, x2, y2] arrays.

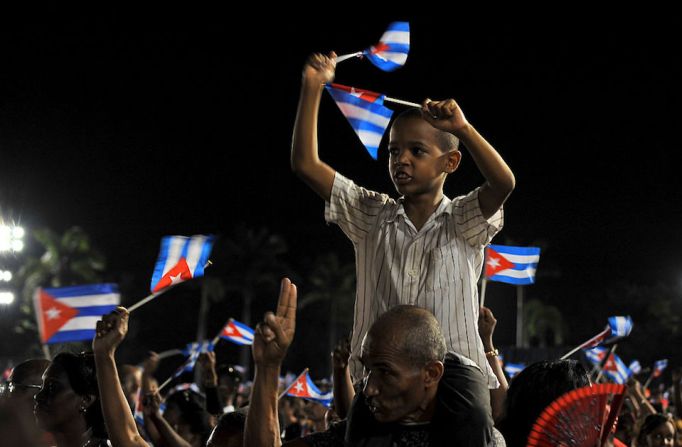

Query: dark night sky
[[1, 11, 682, 368]]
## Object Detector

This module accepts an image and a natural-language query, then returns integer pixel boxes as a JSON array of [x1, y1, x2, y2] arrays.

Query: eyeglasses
[[1, 381, 42, 396]]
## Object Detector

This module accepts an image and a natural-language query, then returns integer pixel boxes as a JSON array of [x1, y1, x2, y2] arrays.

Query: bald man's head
[[365, 305, 446, 367]]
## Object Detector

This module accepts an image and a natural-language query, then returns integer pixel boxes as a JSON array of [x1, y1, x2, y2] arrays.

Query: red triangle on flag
[[604, 355, 618, 372], [37, 289, 80, 343], [485, 247, 516, 277], [152, 258, 192, 292], [288, 377, 309, 397], [223, 321, 237, 336]]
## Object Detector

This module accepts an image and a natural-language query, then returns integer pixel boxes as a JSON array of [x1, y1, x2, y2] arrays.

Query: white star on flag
[[487, 257, 501, 268], [349, 87, 362, 98], [169, 273, 184, 285], [294, 381, 304, 393], [46, 307, 61, 320]]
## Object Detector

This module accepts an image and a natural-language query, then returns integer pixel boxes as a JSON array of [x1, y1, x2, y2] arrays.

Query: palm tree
[[211, 225, 289, 374], [298, 252, 355, 374], [524, 299, 566, 347], [14, 226, 106, 352]]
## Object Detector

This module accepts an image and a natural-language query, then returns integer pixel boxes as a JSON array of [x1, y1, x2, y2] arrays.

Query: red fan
[[527, 383, 627, 447]]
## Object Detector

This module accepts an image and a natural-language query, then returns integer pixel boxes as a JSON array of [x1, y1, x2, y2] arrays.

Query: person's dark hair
[[392, 107, 460, 153], [498, 360, 590, 447], [9, 358, 51, 384], [636, 413, 675, 446], [165, 388, 212, 442], [51, 352, 107, 439], [369, 305, 446, 366]]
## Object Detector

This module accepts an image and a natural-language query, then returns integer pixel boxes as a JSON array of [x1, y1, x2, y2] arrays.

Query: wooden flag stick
[[336, 51, 363, 63], [384, 96, 421, 108], [480, 277, 488, 307], [560, 327, 611, 360]]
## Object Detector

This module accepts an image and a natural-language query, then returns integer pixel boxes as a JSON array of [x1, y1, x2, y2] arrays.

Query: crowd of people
[[0, 52, 678, 446]]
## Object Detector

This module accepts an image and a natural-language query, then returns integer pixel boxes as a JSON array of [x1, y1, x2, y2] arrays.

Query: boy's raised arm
[[423, 99, 515, 219], [291, 52, 338, 202]]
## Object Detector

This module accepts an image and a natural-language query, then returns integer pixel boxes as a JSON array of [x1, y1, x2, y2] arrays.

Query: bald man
[[245, 278, 492, 447]]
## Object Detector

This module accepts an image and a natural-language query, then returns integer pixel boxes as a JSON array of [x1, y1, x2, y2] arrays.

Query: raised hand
[[421, 98, 470, 136], [92, 306, 129, 356], [302, 52, 337, 86], [252, 278, 297, 368]]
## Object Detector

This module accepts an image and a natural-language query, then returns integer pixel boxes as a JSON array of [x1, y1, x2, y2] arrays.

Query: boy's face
[[388, 117, 460, 198]]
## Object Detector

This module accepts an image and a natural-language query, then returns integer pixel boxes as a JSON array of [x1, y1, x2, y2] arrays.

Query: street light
[[0, 271, 11, 282], [0, 224, 24, 253], [0, 291, 14, 305]]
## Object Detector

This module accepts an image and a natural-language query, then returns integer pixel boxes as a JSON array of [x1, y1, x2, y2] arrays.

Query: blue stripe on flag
[[192, 236, 215, 278], [381, 43, 410, 53], [70, 305, 119, 317], [346, 118, 390, 136], [47, 329, 97, 344], [489, 245, 541, 256], [487, 274, 535, 285], [505, 262, 539, 271], [44, 283, 119, 297], [386, 22, 409, 32]]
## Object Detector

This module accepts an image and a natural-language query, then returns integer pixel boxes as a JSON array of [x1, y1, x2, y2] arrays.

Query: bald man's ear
[[422, 360, 444, 388]]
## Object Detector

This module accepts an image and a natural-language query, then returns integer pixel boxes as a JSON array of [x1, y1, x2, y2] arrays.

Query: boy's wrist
[[301, 77, 325, 92], [451, 122, 474, 141]]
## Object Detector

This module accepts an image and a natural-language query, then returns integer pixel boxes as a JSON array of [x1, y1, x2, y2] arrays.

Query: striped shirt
[[325, 172, 504, 387]]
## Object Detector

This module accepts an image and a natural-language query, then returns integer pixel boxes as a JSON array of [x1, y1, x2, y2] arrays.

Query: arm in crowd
[[331, 336, 354, 419], [198, 352, 225, 416], [92, 307, 149, 447], [478, 306, 508, 423], [244, 278, 297, 447]]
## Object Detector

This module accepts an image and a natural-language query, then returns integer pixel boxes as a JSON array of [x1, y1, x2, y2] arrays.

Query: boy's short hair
[[392, 108, 460, 153]]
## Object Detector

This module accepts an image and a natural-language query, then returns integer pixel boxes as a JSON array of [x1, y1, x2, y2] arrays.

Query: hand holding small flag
[[93, 306, 129, 357], [421, 98, 469, 136], [253, 278, 297, 368], [303, 52, 336, 87]]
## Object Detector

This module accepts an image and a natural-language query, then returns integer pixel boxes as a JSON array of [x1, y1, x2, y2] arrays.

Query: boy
[[291, 51, 515, 389]]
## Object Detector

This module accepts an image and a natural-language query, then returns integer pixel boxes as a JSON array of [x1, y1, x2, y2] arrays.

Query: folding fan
[[526, 383, 627, 447]]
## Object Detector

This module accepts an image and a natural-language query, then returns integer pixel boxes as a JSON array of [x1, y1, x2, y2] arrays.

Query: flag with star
[[363, 21, 410, 71], [33, 283, 120, 344], [324, 83, 393, 160], [150, 235, 214, 293], [285, 370, 333, 407], [504, 362, 526, 379], [485, 245, 541, 285], [173, 341, 215, 378], [584, 347, 632, 384], [219, 318, 255, 346], [653, 359, 668, 378]]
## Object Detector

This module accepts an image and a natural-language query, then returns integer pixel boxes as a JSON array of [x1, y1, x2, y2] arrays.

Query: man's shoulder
[[297, 420, 347, 447]]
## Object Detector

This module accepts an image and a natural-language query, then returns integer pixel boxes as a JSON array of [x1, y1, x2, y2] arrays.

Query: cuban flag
[[33, 283, 120, 344], [174, 341, 214, 378], [653, 359, 668, 378], [363, 22, 409, 72], [150, 235, 214, 293], [584, 347, 632, 384], [219, 319, 255, 346], [629, 360, 642, 375], [607, 316, 633, 339], [485, 245, 541, 285], [286, 370, 333, 407], [325, 83, 393, 160], [504, 362, 526, 379]]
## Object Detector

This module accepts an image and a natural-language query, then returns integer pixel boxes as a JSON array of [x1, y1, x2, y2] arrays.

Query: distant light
[[12, 227, 24, 239], [0, 291, 14, 305], [11, 240, 23, 252], [0, 271, 11, 282]]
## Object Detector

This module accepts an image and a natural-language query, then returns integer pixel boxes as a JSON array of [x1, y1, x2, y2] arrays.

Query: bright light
[[0, 271, 11, 282], [12, 226, 24, 239], [0, 291, 14, 305], [11, 240, 23, 252], [0, 224, 25, 252]]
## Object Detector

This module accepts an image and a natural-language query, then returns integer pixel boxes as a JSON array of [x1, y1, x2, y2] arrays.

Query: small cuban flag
[[504, 362, 526, 379], [219, 319, 255, 346], [174, 341, 215, 378], [286, 370, 333, 407], [584, 347, 632, 384], [485, 245, 541, 285], [653, 359, 668, 378], [150, 235, 214, 293], [607, 316, 633, 339], [33, 283, 120, 344], [325, 83, 393, 160], [629, 360, 642, 375], [363, 21, 410, 72]]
